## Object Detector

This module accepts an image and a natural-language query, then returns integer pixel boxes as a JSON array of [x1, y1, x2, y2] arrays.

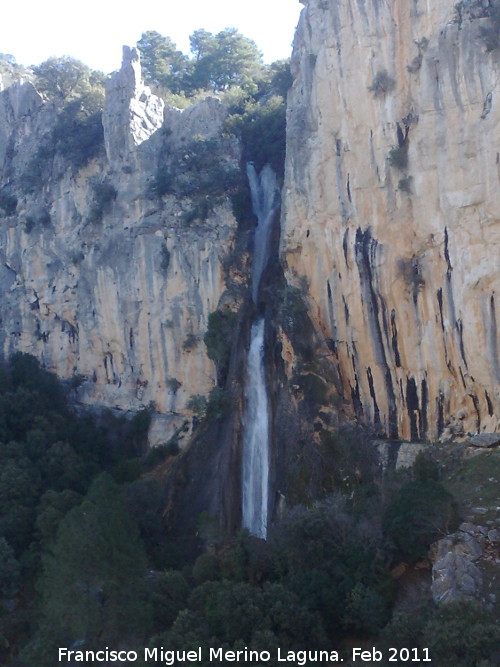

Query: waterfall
[[246, 163, 280, 303], [241, 163, 279, 539], [242, 318, 269, 538]]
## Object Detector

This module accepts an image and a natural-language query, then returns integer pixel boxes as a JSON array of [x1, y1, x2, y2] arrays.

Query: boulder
[[467, 433, 500, 448]]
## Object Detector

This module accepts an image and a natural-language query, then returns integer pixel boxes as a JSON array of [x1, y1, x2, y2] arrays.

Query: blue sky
[[2, 0, 303, 73]]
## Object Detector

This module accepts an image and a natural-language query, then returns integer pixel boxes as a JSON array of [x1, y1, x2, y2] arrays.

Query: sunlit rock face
[[0, 50, 239, 440], [282, 0, 500, 440]]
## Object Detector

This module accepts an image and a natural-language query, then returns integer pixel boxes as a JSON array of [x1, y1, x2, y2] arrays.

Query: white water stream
[[246, 163, 280, 304], [242, 318, 269, 538], [241, 163, 279, 539]]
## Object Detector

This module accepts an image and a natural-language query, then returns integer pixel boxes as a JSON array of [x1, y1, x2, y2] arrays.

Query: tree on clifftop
[[32, 56, 92, 102], [137, 30, 190, 94]]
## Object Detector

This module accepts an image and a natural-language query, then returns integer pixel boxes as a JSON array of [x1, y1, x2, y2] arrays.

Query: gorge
[[0, 0, 498, 536], [1, 0, 500, 662]]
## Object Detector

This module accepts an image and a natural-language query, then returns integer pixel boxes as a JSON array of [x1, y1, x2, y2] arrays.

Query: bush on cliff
[[204, 309, 237, 384]]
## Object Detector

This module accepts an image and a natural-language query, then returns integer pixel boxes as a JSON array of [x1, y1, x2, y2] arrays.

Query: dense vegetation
[[1, 355, 498, 665], [17, 58, 106, 192]]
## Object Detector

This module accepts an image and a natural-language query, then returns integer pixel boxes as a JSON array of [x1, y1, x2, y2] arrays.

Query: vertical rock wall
[[282, 0, 500, 440], [0, 49, 240, 440]]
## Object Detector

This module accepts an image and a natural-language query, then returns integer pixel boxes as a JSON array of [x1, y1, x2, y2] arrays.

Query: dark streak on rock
[[355, 228, 398, 437], [366, 366, 381, 427], [396, 122, 405, 147], [343, 228, 349, 263], [326, 279, 338, 348], [437, 288, 444, 332], [469, 394, 481, 432], [406, 377, 420, 441], [444, 227, 452, 278], [485, 390, 494, 417], [343, 296, 350, 324], [421, 379, 428, 438], [490, 295, 500, 382], [437, 391, 445, 438], [351, 374, 364, 420], [390, 309, 401, 367], [455, 318, 468, 369]]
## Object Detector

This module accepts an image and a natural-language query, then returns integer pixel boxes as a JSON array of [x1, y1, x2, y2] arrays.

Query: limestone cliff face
[[0, 48, 239, 442], [282, 0, 500, 440]]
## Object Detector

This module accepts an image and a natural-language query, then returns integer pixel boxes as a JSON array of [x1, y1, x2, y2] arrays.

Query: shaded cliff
[[282, 0, 500, 441], [0, 48, 241, 443]]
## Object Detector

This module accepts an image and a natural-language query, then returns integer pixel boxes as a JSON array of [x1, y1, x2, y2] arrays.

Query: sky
[[1, 0, 303, 73]]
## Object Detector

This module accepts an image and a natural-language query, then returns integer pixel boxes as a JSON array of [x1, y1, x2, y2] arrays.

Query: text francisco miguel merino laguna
[[59, 646, 432, 663]]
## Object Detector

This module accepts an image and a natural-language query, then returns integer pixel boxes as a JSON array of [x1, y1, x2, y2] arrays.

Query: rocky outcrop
[[430, 525, 484, 603], [429, 520, 500, 604], [0, 50, 240, 442], [282, 0, 500, 440], [103, 46, 165, 165]]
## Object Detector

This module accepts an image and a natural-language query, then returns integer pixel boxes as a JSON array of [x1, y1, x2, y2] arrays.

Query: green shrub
[[278, 283, 308, 322], [480, 3, 500, 51], [160, 244, 171, 274], [24, 218, 36, 234], [206, 387, 230, 420], [455, 1, 500, 51], [152, 580, 328, 654], [186, 394, 208, 419], [271, 500, 394, 637], [20, 139, 55, 192], [0, 192, 17, 216], [166, 377, 181, 393], [203, 309, 236, 382], [382, 479, 458, 561], [182, 333, 199, 351], [24, 209, 52, 234], [88, 181, 117, 224], [153, 135, 240, 222], [185, 388, 229, 423], [398, 176, 412, 193], [151, 570, 190, 629], [397, 256, 425, 293], [52, 91, 105, 169], [32, 56, 92, 103], [192, 552, 221, 583], [368, 70, 396, 96], [388, 144, 408, 169], [412, 451, 440, 482], [422, 600, 500, 666], [150, 164, 174, 197], [20, 89, 104, 193], [143, 441, 180, 468], [343, 582, 392, 634], [225, 95, 287, 176], [70, 250, 85, 265]]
